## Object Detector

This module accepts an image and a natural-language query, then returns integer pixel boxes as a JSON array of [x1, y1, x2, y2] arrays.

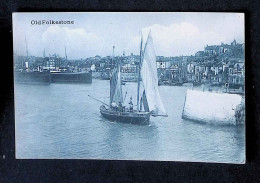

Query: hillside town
[[156, 39, 245, 90], [14, 39, 245, 90]]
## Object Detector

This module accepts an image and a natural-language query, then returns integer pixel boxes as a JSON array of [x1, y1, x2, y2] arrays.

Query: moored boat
[[14, 70, 51, 85], [14, 37, 51, 85], [50, 71, 92, 83]]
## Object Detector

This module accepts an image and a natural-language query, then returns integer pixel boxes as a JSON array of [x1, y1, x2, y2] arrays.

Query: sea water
[[15, 79, 245, 163]]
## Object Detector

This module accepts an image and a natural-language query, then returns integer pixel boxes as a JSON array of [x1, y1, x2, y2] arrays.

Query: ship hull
[[14, 71, 51, 85], [50, 71, 92, 83], [100, 106, 150, 125]]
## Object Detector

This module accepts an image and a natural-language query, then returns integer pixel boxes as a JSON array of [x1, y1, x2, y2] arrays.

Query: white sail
[[140, 31, 167, 116], [112, 66, 123, 104]]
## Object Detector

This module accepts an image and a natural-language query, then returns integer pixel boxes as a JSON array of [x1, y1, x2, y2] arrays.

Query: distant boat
[[14, 37, 51, 85], [50, 70, 92, 83], [121, 72, 139, 82], [192, 82, 201, 86], [90, 31, 168, 125], [100, 69, 111, 80], [14, 70, 51, 85], [159, 80, 183, 86]]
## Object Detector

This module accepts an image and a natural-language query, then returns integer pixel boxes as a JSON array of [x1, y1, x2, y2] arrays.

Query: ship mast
[[137, 33, 143, 111], [64, 45, 67, 61], [25, 37, 29, 59], [112, 46, 115, 68], [24, 36, 29, 70], [110, 46, 115, 106]]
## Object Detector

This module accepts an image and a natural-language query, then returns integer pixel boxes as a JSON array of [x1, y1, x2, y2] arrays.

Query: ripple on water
[[15, 81, 245, 163]]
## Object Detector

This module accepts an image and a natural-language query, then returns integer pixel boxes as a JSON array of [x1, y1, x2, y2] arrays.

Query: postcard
[[13, 12, 245, 163]]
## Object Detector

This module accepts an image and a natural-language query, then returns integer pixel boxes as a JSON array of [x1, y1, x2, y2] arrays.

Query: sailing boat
[[92, 31, 167, 125]]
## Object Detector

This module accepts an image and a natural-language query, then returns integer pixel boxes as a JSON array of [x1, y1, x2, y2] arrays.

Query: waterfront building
[[121, 63, 138, 82]]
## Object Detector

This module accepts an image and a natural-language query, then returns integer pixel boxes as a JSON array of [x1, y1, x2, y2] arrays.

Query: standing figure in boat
[[129, 97, 133, 112], [92, 31, 168, 125]]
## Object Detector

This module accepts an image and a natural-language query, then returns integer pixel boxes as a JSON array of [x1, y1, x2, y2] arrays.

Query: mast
[[137, 33, 143, 111], [24, 36, 29, 70], [64, 45, 67, 61], [25, 37, 29, 59], [112, 46, 115, 68], [110, 46, 115, 105]]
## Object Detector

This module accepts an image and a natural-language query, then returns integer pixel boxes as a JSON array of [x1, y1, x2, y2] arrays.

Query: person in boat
[[118, 102, 123, 112], [111, 102, 118, 111], [151, 105, 159, 115], [129, 97, 133, 112]]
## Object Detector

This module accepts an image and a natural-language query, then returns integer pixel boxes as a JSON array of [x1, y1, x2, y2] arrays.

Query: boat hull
[[14, 71, 51, 85], [100, 106, 150, 125], [50, 71, 92, 83], [100, 70, 110, 80]]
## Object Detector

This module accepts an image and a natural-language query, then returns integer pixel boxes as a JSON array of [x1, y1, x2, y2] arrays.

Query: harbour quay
[[14, 39, 244, 92], [14, 53, 92, 84]]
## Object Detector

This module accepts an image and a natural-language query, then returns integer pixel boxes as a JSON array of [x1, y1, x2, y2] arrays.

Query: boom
[[88, 95, 110, 107]]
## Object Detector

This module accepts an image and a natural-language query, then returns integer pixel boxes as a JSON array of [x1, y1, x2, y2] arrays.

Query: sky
[[13, 12, 244, 59]]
